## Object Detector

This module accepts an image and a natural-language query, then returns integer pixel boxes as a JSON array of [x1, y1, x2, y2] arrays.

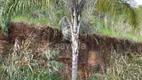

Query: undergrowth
[[1, 38, 142, 80], [89, 50, 142, 80], [0, 38, 65, 80], [107, 50, 142, 80]]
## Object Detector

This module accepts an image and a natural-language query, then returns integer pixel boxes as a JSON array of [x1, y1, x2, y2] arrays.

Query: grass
[[106, 51, 142, 80], [1, 47, 142, 80], [0, 68, 62, 80], [12, 16, 50, 25], [96, 27, 142, 41], [12, 15, 142, 42], [0, 38, 65, 80], [88, 51, 142, 80]]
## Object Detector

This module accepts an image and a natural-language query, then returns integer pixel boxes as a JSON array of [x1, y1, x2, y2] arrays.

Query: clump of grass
[[106, 50, 142, 80], [88, 50, 142, 80], [0, 38, 64, 80], [12, 16, 50, 25], [12, 6, 66, 29]]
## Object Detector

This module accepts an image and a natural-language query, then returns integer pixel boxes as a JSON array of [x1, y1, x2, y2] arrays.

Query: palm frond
[[0, 0, 50, 33]]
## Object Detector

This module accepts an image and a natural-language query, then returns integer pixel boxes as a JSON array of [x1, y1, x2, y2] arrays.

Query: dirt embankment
[[0, 22, 142, 79], [0, 30, 10, 56], [0, 22, 63, 55]]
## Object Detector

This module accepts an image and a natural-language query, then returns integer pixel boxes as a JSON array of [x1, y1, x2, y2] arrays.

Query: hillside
[[0, 0, 142, 80], [0, 22, 142, 80]]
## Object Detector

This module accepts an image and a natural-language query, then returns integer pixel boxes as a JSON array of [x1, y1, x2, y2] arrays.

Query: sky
[[125, 0, 142, 8], [135, 0, 142, 5]]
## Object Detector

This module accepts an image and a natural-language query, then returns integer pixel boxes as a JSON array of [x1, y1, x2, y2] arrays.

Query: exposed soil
[[0, 22, 142, 80]]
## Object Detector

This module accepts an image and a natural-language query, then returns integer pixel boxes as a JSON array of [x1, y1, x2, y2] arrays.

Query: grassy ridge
[[12, 15, 142, 41]]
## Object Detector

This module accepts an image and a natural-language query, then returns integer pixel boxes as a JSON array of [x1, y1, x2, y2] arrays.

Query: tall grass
[[107, 50, 142, 80], [11, 8, 65, 29], [89, 50, 142, 80], [0, 38, 64, 80]]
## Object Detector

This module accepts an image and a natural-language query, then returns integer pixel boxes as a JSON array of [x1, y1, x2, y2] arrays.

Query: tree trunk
[[69, 0, 79, 80], [71, 9, 79, 80], [69, 0, 86, 79]]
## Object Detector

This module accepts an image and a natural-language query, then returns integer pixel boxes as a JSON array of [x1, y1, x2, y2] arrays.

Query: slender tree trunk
[[69, 0, 79, 80], [69, 0, 85, 79], [71, 9, 79, 80]]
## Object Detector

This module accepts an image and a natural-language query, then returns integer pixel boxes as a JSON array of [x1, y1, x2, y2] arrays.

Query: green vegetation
[[106, 51, 142, 80], [0, 39, 65, 80], [0, 0, 142, 80], [11, 10, 142, 41], [12, 16, 49, 25]]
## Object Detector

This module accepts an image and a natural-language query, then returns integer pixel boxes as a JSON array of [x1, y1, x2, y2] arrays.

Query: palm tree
[[0, 0, 141, 80]]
